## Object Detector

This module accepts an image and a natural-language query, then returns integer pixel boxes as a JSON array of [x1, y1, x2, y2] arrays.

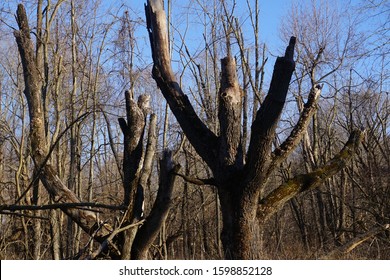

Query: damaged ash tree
[[145, 0, 363, 259]]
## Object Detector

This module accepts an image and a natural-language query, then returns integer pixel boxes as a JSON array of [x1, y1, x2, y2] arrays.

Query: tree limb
[[145, 0, 218, 169], [218, 56, 243, 169], [85, 220, 145, 260], [102, 110, 123, 180], [174, 172, 216, 186], [244, 36, 296, 192], [131, 150, 180, 259], [320, 224, 390, 259], [257, 129, 364, 222], [0, 202, 126, 212], [271, 84, 322, 166]]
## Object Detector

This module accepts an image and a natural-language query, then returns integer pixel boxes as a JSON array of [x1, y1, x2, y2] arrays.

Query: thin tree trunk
[[32, 175, 42, 259], [50, 207, 61, 260]]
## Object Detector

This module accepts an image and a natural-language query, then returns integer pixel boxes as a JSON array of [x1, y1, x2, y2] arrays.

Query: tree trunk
[[49, 208, 61, 260], [218, 186, 255, 259], [117, 91, 146, 259]]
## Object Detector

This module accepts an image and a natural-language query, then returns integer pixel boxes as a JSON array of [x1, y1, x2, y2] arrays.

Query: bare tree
[[145, 0, 363, 259], [3, 0, 387, 260]]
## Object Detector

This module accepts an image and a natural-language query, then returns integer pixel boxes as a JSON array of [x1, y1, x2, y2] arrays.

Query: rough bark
[[257, 130, 364, 223], [118, 91, 146, 209], [145, 0, 218, 170], [218, 57, 243, 170], [244, 37, 296, 197], [271, 84, 322, 165]]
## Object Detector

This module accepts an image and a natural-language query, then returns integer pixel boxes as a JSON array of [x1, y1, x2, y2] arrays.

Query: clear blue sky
[[118, 0, 365, 57], [106, 0, 301, 54]]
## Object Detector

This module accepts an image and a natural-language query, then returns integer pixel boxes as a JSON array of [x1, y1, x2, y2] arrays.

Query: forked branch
[[244, 37, 296, 191]]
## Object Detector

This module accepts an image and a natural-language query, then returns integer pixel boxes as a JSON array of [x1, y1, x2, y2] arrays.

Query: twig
[[0, 202, 126, 212], [0, 211, 49, 220], [174, 172, 216, 186], [85, 219, 145, 259]]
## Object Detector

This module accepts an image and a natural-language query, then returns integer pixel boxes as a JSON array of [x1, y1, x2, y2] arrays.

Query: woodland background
[[0, 0, 389, 259]]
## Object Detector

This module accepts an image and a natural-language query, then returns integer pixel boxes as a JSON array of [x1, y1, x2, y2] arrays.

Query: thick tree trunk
[[218, 187, 257, 259]]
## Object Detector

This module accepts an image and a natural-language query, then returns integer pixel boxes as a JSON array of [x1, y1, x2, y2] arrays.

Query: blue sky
[[104, 0, 303, 55], [123, 1, 361, 43], [1, 0, 386, 93], [1, 0, 368, 59], [116, 0, 368, 63]]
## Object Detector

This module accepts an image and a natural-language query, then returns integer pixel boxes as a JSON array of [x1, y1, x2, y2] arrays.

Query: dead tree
[[116, 91, 147, 259], [145, 0, 363, 259]]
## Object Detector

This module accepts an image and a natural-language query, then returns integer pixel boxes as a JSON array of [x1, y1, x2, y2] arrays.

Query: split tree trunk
[[117, 91, 146, 259]]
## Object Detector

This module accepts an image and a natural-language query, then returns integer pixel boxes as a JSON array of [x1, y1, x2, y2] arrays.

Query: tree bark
[[218, 57, 243, 170], [257, 130, 364, 223], [145, 0, 218, 170]]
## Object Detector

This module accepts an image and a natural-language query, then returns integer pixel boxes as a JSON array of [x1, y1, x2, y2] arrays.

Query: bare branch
[[131, 150, 180, 259], [244, 37, 296, 192], [85, 220, 145, 260], [174, 172, 216, 186], [257, 129, 364, 222], [0, 202, 126, 212], [271, 84, 322, 166], [145, 0, 218, 169], [218, 56, 243, 168], [102, 110, 123, 181], [321, 224, 390, 259]]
